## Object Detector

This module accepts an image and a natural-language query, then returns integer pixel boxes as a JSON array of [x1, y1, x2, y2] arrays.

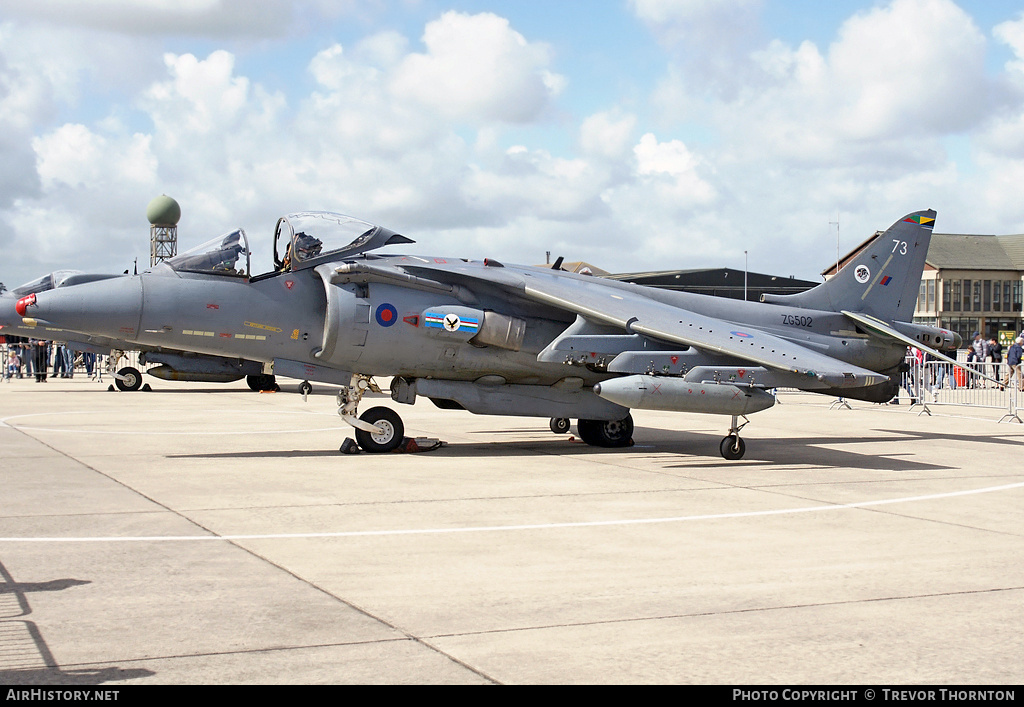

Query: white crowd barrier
[[897, 357, 1021, 423]]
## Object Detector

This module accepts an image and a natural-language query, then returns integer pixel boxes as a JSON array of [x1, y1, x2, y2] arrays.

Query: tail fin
[[761, 210, 935, 322]]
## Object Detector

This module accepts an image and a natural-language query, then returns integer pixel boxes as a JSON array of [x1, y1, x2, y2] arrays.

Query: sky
[[3, 0, 1024, 289]]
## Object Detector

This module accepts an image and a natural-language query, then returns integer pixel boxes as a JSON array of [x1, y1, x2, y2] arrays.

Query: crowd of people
[[2, 336, 100, 382]]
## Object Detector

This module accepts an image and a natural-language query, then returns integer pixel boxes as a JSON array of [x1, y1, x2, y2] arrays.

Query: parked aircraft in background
[[14, 210, 962, 459]]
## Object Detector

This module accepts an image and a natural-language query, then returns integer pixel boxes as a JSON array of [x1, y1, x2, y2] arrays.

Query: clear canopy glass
[[13, 270, 86, 296], [166, 229, 250, 277], [272, 211, 412, 271]]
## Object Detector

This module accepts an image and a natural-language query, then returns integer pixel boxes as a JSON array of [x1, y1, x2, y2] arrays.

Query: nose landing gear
[[337, 374, 405, 453]]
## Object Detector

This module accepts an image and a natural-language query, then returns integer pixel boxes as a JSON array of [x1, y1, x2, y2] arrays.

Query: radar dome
[[147, 195, 181, 226]]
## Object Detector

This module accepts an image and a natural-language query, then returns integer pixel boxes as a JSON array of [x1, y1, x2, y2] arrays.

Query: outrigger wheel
[[719, 414, 750, 460], [114, 366, 143, 392], [354, 406, 405, 453], [720, 435, 745, 460], [576, 415, 634, 448], [549, 417, 571, 434]]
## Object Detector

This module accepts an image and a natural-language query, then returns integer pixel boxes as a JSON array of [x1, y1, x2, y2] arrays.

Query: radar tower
[[147, 195, 181, 267]]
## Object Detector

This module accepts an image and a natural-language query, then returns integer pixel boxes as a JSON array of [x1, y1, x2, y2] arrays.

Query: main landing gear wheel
[[577, 415, 634, 448], [720, 435, 745, 460], [549, 417, 571, 434], [299, 380, 313, 396], [354, 406, 405, 453], [246, 374, 278, 392], [114, 367, 143, 392]]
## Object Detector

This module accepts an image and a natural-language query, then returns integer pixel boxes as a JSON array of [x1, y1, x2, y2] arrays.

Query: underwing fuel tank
[[594, 375, 776, 416]]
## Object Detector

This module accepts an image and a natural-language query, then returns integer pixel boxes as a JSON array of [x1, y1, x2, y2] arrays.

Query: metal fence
[[1, 341, 139, 383], [897, 357, 1022, 423]]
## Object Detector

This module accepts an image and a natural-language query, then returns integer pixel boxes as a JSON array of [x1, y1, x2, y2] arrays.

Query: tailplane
[[761, 210, 935, 322]]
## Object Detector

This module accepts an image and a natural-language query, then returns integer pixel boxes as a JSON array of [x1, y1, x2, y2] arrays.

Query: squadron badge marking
[[424, 311, 480, 334]]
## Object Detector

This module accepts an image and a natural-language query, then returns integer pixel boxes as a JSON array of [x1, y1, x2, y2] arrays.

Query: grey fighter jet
[[14, 209, 962, 459]]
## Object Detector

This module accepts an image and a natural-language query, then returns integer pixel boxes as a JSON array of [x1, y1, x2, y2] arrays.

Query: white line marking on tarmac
[[1, 481, 1022, 543]]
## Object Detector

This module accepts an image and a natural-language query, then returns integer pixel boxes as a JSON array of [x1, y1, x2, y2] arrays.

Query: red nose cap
[[15, 293, 35, 317]]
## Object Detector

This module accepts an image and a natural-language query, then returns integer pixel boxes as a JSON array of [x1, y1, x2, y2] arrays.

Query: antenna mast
[[829, 212, 840, 277]]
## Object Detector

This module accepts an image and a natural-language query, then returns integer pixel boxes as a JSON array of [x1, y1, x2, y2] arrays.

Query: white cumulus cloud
[[390, 11, 565, 124]]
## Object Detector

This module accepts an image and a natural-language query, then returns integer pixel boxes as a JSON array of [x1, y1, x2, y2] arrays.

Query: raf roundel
[[375, 303, 398, 327]]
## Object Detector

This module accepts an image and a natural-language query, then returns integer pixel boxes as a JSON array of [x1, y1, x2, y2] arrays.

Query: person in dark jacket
[[989, 337, 1003, 384], [1003, 337, 1023, 390], [32, 340, 49, 383]]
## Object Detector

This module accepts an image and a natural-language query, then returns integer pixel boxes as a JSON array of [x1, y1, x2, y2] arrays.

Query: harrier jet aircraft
[[14, 209, 961, 459]]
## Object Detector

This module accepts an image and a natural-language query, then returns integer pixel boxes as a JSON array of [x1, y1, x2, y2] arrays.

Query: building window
[[918, 279, 926, 312], [942, 317, 980, 345], [1015, 281, 1023, 312], [973, 280, 982, 312], [953, 280, 961, 312], [943, 280, 951, 311], [984, 280, 991, 311], [993, 280, 1001, 312], [963, 279, 972, 311], [927, 280, 935, 312]]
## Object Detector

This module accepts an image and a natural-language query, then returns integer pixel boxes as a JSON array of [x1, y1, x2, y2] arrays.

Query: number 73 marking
[[892, 239, 908, 255]]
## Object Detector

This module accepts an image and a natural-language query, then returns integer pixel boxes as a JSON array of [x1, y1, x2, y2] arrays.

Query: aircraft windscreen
[[167, 230, 250, 277], [285, 213, 377, 264]]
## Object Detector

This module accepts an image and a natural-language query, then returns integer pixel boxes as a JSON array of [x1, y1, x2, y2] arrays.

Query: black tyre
[[299, 381, 313, 396], [549, 417, 571, 434], [720, 435, 745, 460], [577, 415, 634, 448], [246, 374, 277, 391], [354, 406, 405, 453], [115, 367, 143, 392]]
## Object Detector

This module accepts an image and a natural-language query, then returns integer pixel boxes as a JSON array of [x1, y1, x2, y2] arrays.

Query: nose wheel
[[114, 366, 143, 392], [337, 374, 406, 453], [354, 407, 405, 453]]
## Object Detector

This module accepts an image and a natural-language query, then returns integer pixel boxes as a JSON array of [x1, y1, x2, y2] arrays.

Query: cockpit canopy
[[165, 229, 250, 277], [13, 270, 121, 296], [273, 212, 413, 272], [161, 212, 413, 279]]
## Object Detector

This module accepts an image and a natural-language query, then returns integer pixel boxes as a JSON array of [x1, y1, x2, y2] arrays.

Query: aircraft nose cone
[[30, 276, 143, 339], [15, 293, 35, 317]]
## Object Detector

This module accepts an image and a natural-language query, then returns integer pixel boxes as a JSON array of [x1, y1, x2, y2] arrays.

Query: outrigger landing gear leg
[[720, 415, 749, 460], [337, 374, 405, 453]]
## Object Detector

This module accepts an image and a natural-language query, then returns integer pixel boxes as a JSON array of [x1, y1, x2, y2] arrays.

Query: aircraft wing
[[842, 310, 1002, 385], [379, 260, 888, 389]]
